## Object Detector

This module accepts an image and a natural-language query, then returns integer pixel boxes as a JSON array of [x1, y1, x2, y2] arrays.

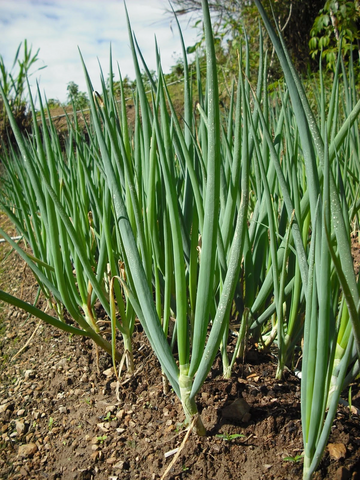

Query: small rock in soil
[[105, 405, 116, 413], [18, 442, 38, 457], [0, 403, 13, 414], [334, 466, 351, 480], [24, 370, 34, 380], [221, 397, 251, 423], [15, 420, 26, 435], [103, 368, 114, 377]]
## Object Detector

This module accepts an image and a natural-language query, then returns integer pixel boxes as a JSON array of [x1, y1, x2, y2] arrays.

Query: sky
[[0, 0, 200, 105]]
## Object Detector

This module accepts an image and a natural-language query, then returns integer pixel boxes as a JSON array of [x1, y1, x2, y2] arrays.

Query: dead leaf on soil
[[328, 442, 347, 460]]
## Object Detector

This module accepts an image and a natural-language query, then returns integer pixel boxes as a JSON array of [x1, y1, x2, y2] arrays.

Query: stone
[[103, 368, 114, 378], [1, 424, 8, 433], [57, 359, 68, 369], [0, 403, 13, 414], [24, 370, 34, 380], [15, 421, 26, 435], [97, 422, 109, 432], [221, 398, 251, 423], [105, 405, 116, 413], [90, 451, 101, 461], [25, 433, 34, 442], [334, 466, 351, 480], [18, 443, 38, 457], [113, 461, 125, 470], [116, 409, 125, 420]]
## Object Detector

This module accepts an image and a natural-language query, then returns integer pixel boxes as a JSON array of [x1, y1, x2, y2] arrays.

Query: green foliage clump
[[1, 2, 360, 479], [0, 40, 46, 115], [309, 0, 360, 70], [0, 40, 46, 148], [171, 0, 324, 75], [66, 81, 89, 109]]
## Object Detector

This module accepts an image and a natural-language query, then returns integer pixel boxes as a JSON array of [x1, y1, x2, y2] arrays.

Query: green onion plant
[[254, 1, 360, 478], [1, 1, 360, 476]]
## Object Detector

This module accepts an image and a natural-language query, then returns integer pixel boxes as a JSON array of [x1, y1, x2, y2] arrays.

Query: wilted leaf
[[328, 443, 347, 460]]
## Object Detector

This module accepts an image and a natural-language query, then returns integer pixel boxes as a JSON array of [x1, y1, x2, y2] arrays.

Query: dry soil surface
[[1, 213, 360, 480]]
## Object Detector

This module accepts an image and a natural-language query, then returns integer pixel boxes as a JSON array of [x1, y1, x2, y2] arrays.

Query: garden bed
[[1, 217, 360, 480]]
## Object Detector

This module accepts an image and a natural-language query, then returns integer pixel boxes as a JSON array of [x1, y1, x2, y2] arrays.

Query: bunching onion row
[[1, 1, 360, 478]]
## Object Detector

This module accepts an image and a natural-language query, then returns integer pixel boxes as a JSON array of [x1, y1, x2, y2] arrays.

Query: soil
[[1, 215, 360, 480], [0, 101, 137, 155], [41, 101, 136, 134]]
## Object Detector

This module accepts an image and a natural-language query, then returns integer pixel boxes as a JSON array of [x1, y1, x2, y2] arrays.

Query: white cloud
[[0, 0, 199, 104]]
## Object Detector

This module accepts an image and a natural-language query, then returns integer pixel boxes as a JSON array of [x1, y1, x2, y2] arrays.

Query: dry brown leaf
[[328, 443, 347, 460]]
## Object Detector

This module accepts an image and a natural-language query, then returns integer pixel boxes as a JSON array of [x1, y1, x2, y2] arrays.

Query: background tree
[[309, 0, 360, 70], [106, 73, 134, 99], [46, 98, 61, 109], [168, 0, 324, 73], [66, 81, 89, 110]]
